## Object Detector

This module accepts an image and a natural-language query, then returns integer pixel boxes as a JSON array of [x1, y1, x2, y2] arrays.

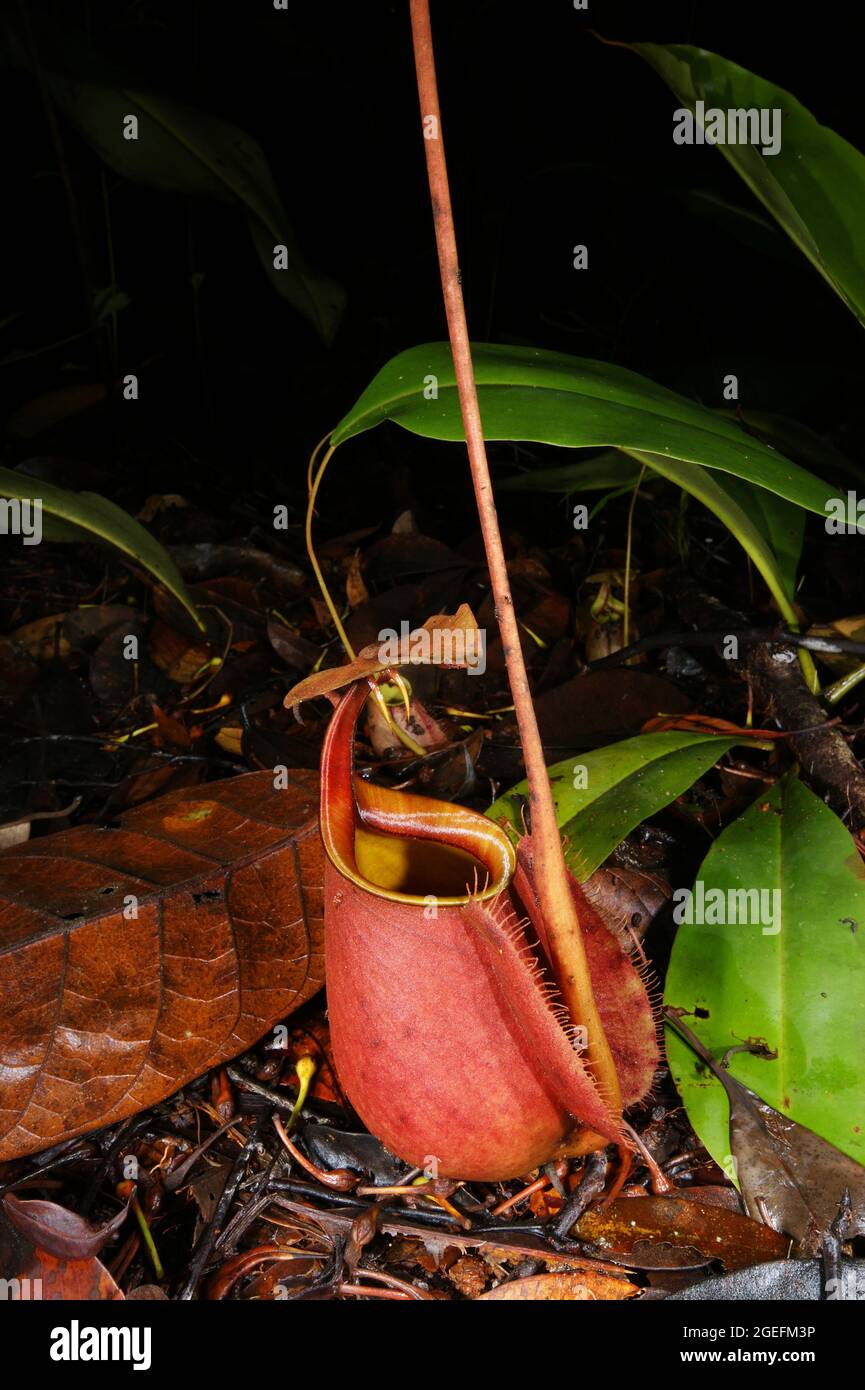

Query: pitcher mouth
[[320, 681, 515, 906]]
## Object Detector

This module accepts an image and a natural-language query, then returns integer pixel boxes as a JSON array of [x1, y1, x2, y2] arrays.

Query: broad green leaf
[[0, 13, 342, 342], [331, 343, 834, 515], [0, 467, 202, 629], [715, 473, 805, 601], [500, 450, 642, 494], [487, 731, 739, 881], [665, 775, 865, 1166], [633, 43, 865, 327]]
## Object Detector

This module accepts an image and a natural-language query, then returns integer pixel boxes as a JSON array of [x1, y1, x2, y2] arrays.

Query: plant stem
[[305, 436, 427, 758], [408, 0, 621, 1119], [622, 463, 645, 651], [824, 660, 865, 706]]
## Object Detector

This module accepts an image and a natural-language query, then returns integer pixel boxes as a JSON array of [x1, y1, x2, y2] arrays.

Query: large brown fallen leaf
[[11, 1247, 123, 1301], [0, 770, 323, 1160], [576, 1194, 789, 1271]]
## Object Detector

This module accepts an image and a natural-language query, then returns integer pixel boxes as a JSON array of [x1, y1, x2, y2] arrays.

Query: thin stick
[[408, 0, 621, 1120], [305, 438, 426, 757]]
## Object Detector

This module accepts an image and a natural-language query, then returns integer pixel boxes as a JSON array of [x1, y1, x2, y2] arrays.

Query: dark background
[[2, 0, 863, 546]]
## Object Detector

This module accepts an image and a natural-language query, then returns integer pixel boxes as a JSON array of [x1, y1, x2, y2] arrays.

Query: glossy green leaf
[[665, 775, 865, 1166], [633, 43, 865, 327], [332, 343, 833, 516], [0, 467, 202, 629], [487, 731, 739, 881]]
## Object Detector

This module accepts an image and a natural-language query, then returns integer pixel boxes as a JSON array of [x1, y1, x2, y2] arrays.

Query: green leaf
[[246, 217, 343, 340], [0, 467, 202, 629], [674, 189, 802, 270], [487, 731, 739, 881], [332, 343, 834, 514], [332, 342, 826, 619], [60, 83, 343, 342], [623, 449, 800, 618], [0, 12, 342, 342], [738, 410, 865, 487], [713, 473, 805, 601], [665, 775, 865, 1166], [632, 43, 865, 327], [500, 449, 643, 494]]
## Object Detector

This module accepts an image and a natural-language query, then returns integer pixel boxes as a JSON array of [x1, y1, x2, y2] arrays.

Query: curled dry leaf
[[583, 865, 671, 947], [284, 603, 482, 707], [3, 1193, 129, 1260], [169, 543, 306, 597], [667, 1012, 865, 1253], [0, 770, 323, 1160]]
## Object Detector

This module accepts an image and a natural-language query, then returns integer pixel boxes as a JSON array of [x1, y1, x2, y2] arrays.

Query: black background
[[2, 0, 863, 539]]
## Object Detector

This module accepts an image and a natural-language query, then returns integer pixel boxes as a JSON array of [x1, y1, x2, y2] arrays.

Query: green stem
[[824, 661, 865, 706]]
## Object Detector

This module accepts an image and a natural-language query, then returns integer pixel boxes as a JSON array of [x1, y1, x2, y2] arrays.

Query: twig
[[587, 625, 865, 670], [176, 1116, 263, 1301], [225, 1063, 305, 1115], [551, 1149, 609, 1240], [677, 585, 865, 830]]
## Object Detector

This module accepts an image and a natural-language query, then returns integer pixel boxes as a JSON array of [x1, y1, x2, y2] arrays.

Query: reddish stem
[[408, 0, 621, 1117], [272, 1115, 358, 1191]]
